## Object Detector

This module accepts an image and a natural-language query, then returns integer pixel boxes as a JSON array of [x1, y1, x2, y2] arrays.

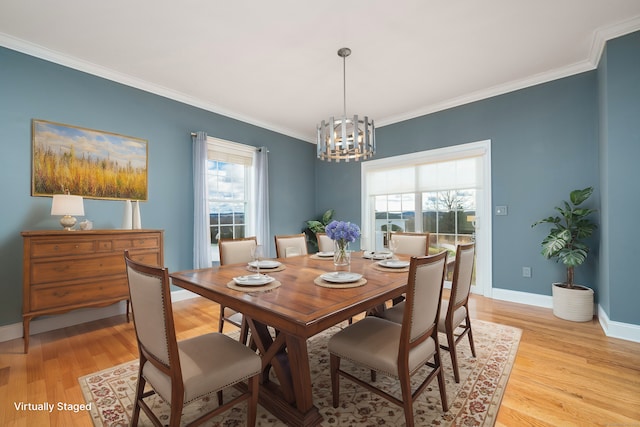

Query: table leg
[[284, 334, 315, 413], [245, 318, 322, 427], [246, 319, 295, 403]]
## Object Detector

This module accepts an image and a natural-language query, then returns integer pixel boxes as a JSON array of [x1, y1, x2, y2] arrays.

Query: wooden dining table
[[170, 252, 409, 427]]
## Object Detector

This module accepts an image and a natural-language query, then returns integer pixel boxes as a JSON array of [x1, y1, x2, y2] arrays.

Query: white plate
[[233, 275, 275, 286], [378, 259, 410, 268], [363, 251, 392, 260], [248, 260, 281, 269], [316, 251, 334, 257], [320, 272, 363, 283]]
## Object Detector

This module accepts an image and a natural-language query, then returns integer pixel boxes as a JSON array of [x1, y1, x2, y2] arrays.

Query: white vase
[[552, 283, 594, 322], [132, 201, 142, 229], [121, 200, 132, 229]]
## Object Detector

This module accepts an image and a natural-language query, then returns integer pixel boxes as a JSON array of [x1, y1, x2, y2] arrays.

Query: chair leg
[[218, 305, 225, 333], [130, 370, 146, 427], [330, 354, 341, 408], [399, 370, 415, 427], [168, 395, 184, 427], [370, 370, 377, 382], [466, 316, 476, 357], [239, 316, 249, 345], [435, 350, 449, 412], [447, 327, 461, 383], [217, 390, 223, 406], [246, 374, 259, 427]]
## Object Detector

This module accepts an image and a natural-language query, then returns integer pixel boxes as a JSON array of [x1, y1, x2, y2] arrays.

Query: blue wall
[[317, 72, 600, 296], [1, 30, 639, 329], [0, 47, 316, 326], [598, 32, 640, 324], [316, 32, 640, 327]]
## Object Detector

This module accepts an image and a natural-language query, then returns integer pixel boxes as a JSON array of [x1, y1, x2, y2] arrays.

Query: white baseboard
[[490, 287, 553, 309], [491, 288, 640, 343], [597, 305, 640, 343], [0, 291, 201, 345], [0, 302, 128, 344]]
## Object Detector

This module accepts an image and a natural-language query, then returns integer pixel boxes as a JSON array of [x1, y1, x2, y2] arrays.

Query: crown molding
[[588, 14, 640, 66], [376, 59, 595, 128], [377, 15, 640, 129], [3, 16, 640, 142], [0, 32, 314, 143]]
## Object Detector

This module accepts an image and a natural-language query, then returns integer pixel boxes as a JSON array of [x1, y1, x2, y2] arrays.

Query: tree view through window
[[207, 160, 249, 262]]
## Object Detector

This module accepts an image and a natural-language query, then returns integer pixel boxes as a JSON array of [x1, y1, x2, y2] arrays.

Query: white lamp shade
[[51, 194, 85, 216]]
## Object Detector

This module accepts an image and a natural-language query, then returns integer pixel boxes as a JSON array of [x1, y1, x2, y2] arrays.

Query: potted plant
[[303, 209, 335, 252], [532, 187, 597, 322]]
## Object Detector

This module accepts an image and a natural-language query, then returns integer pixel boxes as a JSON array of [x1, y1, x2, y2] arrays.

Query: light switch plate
[[495, 205, 508, 216]]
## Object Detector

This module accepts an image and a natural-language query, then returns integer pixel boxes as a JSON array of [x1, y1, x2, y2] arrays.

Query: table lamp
[[51, 194, 85, 230]]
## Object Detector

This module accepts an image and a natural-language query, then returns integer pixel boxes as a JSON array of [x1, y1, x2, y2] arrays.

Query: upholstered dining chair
[[124, 251, 261, 427], [218, 237, 257, 344], [328, 252, 449, 427], [380, 242, 476, 383], [390, 231, 430, 256], [386, 232, 430, 306], [316, 232, 334, 253], [274, 233, 308, 258]]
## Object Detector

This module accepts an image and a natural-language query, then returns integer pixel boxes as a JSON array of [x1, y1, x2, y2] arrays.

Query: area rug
[[79, 319, 521, 426]]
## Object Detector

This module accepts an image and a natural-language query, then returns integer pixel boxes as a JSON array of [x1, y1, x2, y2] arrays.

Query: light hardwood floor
[[0, 293, 638, 426]]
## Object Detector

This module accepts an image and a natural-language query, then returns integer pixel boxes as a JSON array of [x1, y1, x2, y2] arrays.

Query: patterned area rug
[[79, 319, 521, 426]]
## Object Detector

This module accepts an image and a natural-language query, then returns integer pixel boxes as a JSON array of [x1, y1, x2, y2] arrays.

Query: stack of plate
[[320, 272, 363, 283], [233, 275, 275, 286], [248, 260, 282, 269], [316, 251, 334, 257], [377, 259, 410, 269], [363, 251, 393, 260]]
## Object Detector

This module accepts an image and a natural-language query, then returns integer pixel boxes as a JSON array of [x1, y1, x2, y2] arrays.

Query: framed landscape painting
[[32, 119, 148, 200]]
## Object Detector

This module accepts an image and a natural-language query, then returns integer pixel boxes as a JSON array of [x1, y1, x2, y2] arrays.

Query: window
[[362, 140, 491, 295], [207, 138, 256, 262]]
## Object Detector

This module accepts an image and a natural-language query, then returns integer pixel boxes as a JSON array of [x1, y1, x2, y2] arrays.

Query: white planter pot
[[552, 283, 594, 322]]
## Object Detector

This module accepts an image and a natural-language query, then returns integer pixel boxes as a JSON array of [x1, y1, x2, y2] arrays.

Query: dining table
[[170, 251, 410, 427]]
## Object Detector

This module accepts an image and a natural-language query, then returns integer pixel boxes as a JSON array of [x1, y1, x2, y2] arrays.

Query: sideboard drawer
[[30, 254, 125, 284], [113, 236, 160, 251], [127, 251, 162, 266], [31, 241, 95, 258], [30, 279, 128, 311]]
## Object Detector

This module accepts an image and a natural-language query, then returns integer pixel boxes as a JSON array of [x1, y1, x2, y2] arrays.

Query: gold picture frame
[[32, 119, 148, 200]]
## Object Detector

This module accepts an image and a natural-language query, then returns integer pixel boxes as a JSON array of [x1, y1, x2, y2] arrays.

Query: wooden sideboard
[[21, 229, 164, 353]]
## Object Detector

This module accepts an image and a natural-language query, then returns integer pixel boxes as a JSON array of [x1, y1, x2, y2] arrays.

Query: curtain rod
[[191, 132, 268, 152]]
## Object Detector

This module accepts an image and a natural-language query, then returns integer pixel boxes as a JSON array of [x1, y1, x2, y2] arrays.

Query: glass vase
[[333, 240, 351, 267]]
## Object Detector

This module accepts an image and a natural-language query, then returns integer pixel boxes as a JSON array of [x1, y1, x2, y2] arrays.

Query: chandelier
[[317, 48, 375, 162]]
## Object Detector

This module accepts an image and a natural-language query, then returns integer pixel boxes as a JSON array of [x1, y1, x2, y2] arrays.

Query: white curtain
[[254, 147, 270, 257], [193, 131, 211, 268]]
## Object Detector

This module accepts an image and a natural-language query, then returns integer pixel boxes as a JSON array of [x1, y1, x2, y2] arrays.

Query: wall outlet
[[522, 266, 532, 278]]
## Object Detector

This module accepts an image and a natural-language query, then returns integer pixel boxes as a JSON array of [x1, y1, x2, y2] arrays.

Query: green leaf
[[570, 187, 593, 206], [306, 220, 324, 233], [321, 209, 335, 225], [559, 248, 587, 267], [541, 234, 567, 258], [532, 216, 560, 227]]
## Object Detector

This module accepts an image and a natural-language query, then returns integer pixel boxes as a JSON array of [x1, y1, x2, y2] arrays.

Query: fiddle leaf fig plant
[[303, 209, 335, 251], [532, 187, 597, 288]]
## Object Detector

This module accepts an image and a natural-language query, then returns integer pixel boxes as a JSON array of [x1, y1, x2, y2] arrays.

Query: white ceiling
[[2, 1, 640, 143]]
